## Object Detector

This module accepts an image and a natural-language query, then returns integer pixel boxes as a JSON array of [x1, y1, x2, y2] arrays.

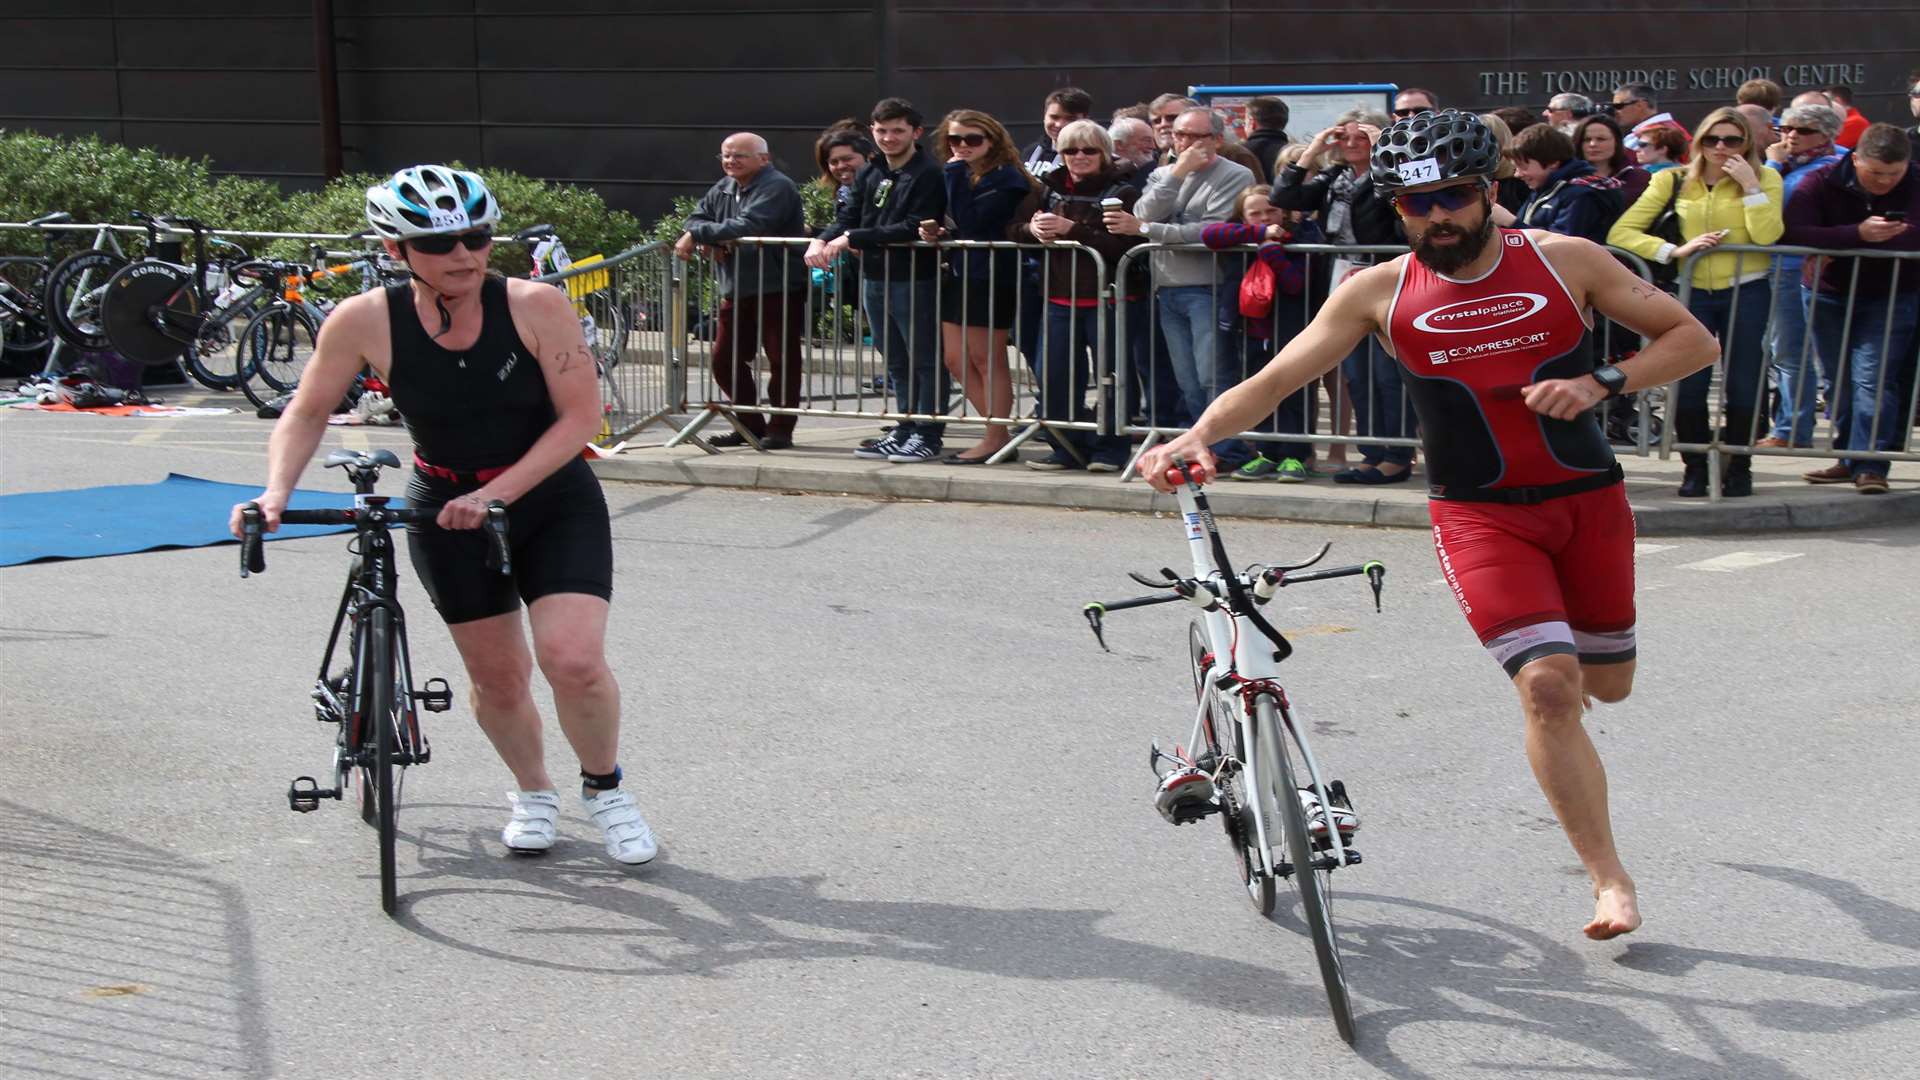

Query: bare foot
[[1585, 882, 1642, 940]]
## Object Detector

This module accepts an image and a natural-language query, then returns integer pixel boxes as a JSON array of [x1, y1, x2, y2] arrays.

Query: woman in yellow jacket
[[1609, 107, 1783, 497]]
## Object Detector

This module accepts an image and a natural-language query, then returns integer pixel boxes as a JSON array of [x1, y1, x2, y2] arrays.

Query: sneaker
[[581, 788, 658, 865], [1274, 457, 1309, 483], [1298, 787, 1359, 837], [885, 433, 940, 463], [706, 430, 752, 448], [1154, 766, 1216, 825], [1231, 455, 1280, 481], [502, 789, 559, 853], [853, 434, 898, 460], [1087, 456, 1126, 474], [1026, 449, 1081, 471]]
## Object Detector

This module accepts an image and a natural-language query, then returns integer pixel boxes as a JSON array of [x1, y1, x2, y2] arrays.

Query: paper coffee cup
[[1100, 198, 1123, 211]]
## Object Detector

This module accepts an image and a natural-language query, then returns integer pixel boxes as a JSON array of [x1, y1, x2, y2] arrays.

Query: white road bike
[[1084, 461, 1386, 1045]]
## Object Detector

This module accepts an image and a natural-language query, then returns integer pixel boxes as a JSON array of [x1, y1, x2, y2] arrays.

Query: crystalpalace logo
[[1412, 292, 1548, 334]]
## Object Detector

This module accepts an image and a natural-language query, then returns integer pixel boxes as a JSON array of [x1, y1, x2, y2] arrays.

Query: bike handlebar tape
[[239, 505, 266, 577], [483, 502, 511, 576]]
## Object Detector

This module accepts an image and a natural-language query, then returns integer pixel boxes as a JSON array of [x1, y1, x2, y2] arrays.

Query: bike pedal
[[287, 776, 339, 814], [1343, 847, 1363, 866], [414, 677, 453, 713]]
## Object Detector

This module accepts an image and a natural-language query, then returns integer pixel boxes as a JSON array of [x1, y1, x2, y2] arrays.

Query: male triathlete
[[1139, 112, 1719, 940], [228, 166, 657, 865]]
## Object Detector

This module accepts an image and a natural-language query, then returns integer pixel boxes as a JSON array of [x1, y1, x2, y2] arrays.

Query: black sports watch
[[1590, 364, 1628, 398]]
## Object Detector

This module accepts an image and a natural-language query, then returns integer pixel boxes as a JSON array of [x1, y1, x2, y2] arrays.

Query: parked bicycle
[[224, 251, 396, 410], [1083, 461, 1385, 1044], [238, 448, 509, 916], [512, 223, 633, 426], [97, 213, 259, 385], [0, 212, 76, 360]]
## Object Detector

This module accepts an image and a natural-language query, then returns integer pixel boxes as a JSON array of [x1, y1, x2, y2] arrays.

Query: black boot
[[1721, 453, 1753, 497], [1678, 453, 1710, 498]]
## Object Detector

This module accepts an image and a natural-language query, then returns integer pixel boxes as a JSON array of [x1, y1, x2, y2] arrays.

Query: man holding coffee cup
[[1105, 107, 1256, 452]]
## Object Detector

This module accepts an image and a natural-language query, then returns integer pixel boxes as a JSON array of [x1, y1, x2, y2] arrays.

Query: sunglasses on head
[[947, 132, 988, 148], [1392, 183, 1483, 217], [1697, 134, 1745, 148], [407, 230, 492, 255]]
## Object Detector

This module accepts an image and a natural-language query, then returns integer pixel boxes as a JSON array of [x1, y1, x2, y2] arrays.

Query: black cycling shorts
[[405, 456, 613, 625]]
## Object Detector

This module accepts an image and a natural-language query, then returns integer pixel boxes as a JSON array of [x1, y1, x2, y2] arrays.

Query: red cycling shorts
[[1428, 482, 1637, 677]]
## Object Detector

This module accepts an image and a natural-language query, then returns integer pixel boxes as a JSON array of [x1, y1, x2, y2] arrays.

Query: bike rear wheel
[[1258, 693, 1356, 1044], [1190, 620, 1274, 915], [0, 257, 52, 355], [102, 261, 198, 367], [237, 303, 319, 410], [365, 607, 400, 916]]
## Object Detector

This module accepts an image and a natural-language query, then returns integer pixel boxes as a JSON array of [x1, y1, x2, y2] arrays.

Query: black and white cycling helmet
[[1369, 109, 1501, 194], [364, 165, 500, 241]]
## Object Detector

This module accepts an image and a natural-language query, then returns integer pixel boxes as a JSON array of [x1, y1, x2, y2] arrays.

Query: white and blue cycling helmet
[[364, 165, 500, 241]]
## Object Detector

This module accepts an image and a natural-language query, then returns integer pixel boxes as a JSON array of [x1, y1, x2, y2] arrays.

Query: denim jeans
[[1810, 290, 1920, 478], [1340, 339, 1413, 467], [1766, 267, 1822, 444], [1037, 303, 1130, 465], [1157, 286, 1221, 426], [1679, 278, 1771, 448], [862, 276, 946, 446], [1122, 296, 1186, 429]]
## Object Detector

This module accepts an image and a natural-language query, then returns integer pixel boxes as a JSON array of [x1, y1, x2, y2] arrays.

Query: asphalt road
[[3, 407, 1918, 1080]]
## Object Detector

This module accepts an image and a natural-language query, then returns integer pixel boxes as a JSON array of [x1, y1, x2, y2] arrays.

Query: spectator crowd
[[674, 72, 1920, 496]]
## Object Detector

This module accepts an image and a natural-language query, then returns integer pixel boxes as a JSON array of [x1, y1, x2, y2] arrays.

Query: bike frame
[[314, 489, 427, 784], [1173, 481, 1351, 881]]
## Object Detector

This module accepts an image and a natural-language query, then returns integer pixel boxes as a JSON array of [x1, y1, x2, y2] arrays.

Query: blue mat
[[0, 473, 396, 567]]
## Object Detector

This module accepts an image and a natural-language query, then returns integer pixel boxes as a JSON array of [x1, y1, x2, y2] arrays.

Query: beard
[[1412, 200, 1497, 275]]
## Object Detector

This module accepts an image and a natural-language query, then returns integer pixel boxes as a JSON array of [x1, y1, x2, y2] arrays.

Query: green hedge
[[0, 129, 648, 272]]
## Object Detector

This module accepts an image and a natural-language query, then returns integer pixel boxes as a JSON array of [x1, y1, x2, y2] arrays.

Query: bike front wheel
[[237, 303, 319, 410], [1257, 693, 1356, 1044], [0, 257, 52, 356], [1190, 620, 1274, 915], [364, 607, 400, 916]]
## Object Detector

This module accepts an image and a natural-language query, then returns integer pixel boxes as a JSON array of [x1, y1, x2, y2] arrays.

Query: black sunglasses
[[1391, 107, 1424, 118], [1392, 183, 1484, 217], [1058, 146, 1103, 156], [1697, 134, 1746, 148], [407, 230, 493, 255], [947, 132, 988, 148], [1780, 126, 1823, 136]]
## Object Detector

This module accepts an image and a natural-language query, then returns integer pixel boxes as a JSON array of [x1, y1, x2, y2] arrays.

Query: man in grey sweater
[[1108, 107, 1254, 443], [677, 132, 810, 448]]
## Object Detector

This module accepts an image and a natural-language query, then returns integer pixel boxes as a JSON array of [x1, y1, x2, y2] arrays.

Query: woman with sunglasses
[[1609, 108, 1784, 497], [1633, 125, 1691, 174], [228, 165, 658, 866], [918, 110, 1036, 464], [1757, 103, 1848, 449], [1009, 119, 1143, 471]]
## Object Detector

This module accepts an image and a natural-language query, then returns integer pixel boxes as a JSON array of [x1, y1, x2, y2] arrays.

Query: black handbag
[[1645, 172, 1685, 291]]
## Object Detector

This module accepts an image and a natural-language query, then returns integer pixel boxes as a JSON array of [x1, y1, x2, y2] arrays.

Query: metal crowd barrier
[[530, 240, 681, 443], [1670, 242, 1920, 501], [664, 236, 1111, 465]]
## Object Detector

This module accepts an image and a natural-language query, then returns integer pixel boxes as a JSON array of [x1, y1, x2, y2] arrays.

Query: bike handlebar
[[238, 501, 510, 578]]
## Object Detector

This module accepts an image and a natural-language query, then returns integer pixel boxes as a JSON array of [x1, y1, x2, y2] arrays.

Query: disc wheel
[[1190, 620, 1274, 915], [237, 304, 319, 411], [1260, 694, 1356, 1044], [102, 260, 199, 367], [0, 257, 52, 356], [44, 250, 127, 351]]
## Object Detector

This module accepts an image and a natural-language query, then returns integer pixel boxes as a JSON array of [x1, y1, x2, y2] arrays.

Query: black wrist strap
[[581, 765, 622, 792]]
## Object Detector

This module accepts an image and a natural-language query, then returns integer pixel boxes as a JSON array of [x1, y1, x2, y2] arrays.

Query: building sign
[[1478, 62, 1871, 98]]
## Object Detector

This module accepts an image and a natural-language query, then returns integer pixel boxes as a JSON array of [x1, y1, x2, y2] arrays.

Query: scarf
[[1325, 168, 1358, 244]]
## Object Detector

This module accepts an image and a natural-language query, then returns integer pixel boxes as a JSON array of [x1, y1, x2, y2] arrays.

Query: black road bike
[[239, 448, 509, 916]]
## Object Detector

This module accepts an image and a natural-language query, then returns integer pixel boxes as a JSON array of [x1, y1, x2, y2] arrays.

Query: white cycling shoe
[[503, 789, 560, 853], [582, 788, 658, 865], [1298, 787, 1360, 837]]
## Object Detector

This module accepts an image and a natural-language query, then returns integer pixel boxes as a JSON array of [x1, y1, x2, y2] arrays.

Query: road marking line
[[129, 419, 175, 445], [1679, 551, 1803, 573], [1634, 543, 1677, 555]]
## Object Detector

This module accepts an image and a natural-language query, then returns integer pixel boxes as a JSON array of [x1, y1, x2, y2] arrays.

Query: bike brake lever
[[1083, 604, 1111, 653], [1127, 568, 1178, 589]]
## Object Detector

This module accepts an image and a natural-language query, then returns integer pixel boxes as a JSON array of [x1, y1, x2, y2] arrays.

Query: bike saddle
[[29, 211, 72, 226], [325, 449, 402, 470]]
